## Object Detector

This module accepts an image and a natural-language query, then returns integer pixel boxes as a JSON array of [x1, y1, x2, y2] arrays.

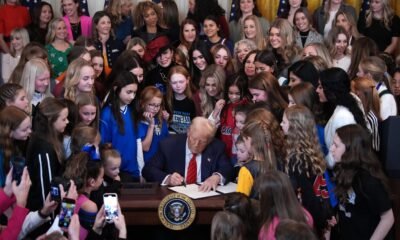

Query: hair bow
[[81, 144, 101, 161]]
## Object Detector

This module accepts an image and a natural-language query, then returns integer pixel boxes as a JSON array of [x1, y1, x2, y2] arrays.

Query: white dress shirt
[[161, 138, 224, 185]]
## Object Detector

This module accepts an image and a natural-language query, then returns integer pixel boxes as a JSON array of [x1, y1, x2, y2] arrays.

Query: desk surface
[[120, 186, 226, 225]]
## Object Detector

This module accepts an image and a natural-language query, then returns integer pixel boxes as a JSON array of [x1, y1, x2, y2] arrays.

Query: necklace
[[334, 58, 341, 64], [159, 68, 168, 83]]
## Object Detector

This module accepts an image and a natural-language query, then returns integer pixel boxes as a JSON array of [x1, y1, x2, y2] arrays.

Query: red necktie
[[186, 153, 197, 184]]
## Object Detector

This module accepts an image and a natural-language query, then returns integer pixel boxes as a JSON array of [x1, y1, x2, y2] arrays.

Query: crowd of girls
[[0, 0, 399, 239]]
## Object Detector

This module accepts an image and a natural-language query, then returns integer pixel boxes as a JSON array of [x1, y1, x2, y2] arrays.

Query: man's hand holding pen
[[167, 172, 185, 186]]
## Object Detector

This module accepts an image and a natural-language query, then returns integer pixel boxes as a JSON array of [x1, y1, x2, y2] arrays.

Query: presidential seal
[[158, 193, 196, 230]]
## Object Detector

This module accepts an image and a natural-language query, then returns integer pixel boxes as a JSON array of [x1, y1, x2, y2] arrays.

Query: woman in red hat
[[143, 35, 174, 95]]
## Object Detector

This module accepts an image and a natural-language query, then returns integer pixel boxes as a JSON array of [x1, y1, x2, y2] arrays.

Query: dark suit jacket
[[94, 37, 124, 68], [132, 25, 169, 44], [313, 4, 357, 35], [142, 134, 233, 184]]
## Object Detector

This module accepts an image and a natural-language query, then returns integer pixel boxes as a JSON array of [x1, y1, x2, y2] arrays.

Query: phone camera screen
[[104, 194, 118, 222], [59, 201, 75, 228], [51, 186, 59, 197]]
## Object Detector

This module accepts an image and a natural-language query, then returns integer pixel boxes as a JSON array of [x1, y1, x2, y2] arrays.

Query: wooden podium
[[119, 186, 225, 225]]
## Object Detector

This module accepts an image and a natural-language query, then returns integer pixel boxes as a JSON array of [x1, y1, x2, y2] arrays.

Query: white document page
[[169, 182, 237, 199], [169, 184, 220, 199], [215, 182, 237, 194]]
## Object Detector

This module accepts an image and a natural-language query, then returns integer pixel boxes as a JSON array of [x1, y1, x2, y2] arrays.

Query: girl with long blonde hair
[[333, 10, 360, 48], [1, 28, 30, 83], [267, 18, 301, 78], [64, 58, 95, 102], [358, 0, 399, 54], [19, 58, 52, 115], [8, 42, 48, 84], [197, 64, 226, 123], [45, 17, 72, 78], [242, 15, 265, 50]]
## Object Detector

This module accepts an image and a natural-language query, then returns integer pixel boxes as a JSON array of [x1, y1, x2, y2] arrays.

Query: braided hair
[[242, 117, 277, 173]]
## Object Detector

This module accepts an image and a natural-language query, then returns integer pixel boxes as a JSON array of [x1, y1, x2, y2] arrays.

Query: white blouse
[[1, 53, 20, 83]]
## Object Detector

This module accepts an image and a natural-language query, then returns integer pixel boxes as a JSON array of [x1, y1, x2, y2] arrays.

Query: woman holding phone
[[0, 106, 31, 187]]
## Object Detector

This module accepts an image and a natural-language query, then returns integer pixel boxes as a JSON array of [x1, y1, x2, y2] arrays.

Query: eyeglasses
[[147, 103, 161, 109]]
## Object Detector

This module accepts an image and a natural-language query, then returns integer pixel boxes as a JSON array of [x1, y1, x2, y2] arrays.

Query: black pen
[[181, 180, 186, 187]]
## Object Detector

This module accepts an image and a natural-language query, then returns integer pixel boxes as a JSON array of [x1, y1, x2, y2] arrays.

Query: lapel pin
[[207, 158, 211, 162]]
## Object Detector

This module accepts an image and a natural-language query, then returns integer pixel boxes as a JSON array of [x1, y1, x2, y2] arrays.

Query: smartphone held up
[[103, 193, 118, 223], [59, 198, 76, 228], [11, 156, 26, 185]]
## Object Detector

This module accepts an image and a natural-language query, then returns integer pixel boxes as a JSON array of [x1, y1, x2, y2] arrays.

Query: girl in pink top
[[257, 171, 314, 240], [63, 144, 104, 240]]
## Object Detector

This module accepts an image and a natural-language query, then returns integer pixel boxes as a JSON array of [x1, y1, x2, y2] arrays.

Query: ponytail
[[63, 152, 103, 192]]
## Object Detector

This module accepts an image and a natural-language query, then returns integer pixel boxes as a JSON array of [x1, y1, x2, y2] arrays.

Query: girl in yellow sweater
[[236, 114, 280, 198]]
